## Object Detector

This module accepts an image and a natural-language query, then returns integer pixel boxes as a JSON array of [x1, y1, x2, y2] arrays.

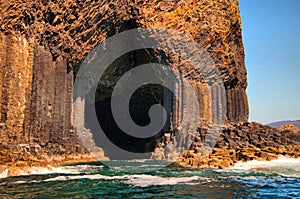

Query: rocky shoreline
[[176, 145, 300, 169], [0, 153, 108, 178], [2, 123, 299, 178], [173, 123, 300, 169]]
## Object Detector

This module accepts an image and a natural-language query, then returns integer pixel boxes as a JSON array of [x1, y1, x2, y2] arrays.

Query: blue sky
[[239, 0, 300, 124]]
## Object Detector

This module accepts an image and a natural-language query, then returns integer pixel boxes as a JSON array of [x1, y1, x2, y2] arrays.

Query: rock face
[[175, 122, 300, 168], [0, 33, 107, 173], [0, 0, 297, 172], [0, 0, 248, 123], [0, 32, 74, 149]]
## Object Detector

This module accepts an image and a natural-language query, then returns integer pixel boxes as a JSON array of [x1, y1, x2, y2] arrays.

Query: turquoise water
[[1, 158, 300, 198]]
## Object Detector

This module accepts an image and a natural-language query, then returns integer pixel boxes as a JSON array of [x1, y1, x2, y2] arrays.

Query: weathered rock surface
[[174, 123, 300, 169], [0, 30, 107, 174], [0, 0, 249, 125], [0, 0, 298, 174]]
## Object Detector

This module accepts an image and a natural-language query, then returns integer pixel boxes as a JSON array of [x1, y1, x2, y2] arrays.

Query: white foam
[[26, 167, 55, 175], [10, 174, 126, 185], [230, 156, 300, 170], [125, 175, 201, 187], [0, 167, 55, 179], [52, 165, 104, 174], [0, 169, 8, 179], [11, 173, 202, 187], [0, 164, 104, 179], [19, 166, 78, 176], [226, 156, 300, 177], [44, 174, 126, 182]]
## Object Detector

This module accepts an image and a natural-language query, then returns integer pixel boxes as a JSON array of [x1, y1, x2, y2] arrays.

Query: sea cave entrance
[[84, 49, 174, 159]]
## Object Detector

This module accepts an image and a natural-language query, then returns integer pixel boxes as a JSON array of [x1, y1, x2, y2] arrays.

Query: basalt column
[[0, 32, 90, 159], [0, 33, 34, 145], [26, 44, 74, 152], [136, 0, 249, 125], [1, 0, 249, 161]]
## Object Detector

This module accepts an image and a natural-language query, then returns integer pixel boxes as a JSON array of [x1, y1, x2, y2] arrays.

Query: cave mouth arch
[[84, 49, 174, 160]]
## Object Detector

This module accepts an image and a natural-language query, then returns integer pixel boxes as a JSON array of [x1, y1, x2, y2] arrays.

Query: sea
[[0, 156, 299, 198]]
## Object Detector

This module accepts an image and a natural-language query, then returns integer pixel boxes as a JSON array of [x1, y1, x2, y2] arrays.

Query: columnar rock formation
[[0, 33, 34, 145], [1, 0, 297, 172], [0, 33, 100, 167], [0, 0, 249, 121]]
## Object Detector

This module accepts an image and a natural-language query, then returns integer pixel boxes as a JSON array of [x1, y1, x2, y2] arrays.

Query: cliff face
[[0, 33, 72, 147], [0, 0, 249, 166], [0, 33, 97, 168]]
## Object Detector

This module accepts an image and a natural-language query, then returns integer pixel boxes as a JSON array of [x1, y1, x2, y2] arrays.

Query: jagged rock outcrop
[[175, 122, 300, 168]]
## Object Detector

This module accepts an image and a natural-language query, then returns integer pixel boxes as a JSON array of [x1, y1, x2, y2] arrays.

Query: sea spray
[[0, 160, 299, 198], [226, 156, 300, 177]]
